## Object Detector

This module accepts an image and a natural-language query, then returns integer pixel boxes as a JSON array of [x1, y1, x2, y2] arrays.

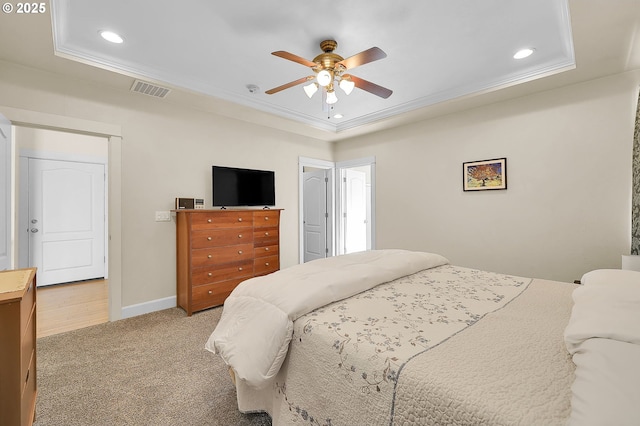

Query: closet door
[[303, 169, 329, 262]]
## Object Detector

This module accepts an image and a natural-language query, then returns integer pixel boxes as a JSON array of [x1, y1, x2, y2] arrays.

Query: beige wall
[[0, 60, 333, 311], [16, 127, 108, 157], [335, 71, 640, 282]]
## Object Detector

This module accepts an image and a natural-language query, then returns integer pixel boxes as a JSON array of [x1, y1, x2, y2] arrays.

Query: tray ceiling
[[49, 0, 575, 134]]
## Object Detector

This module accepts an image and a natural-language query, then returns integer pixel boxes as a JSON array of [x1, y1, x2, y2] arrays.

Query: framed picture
[[463, 158, 507, 191]]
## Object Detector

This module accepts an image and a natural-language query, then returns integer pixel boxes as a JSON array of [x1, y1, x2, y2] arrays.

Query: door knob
[[31, 219, 38, 224], [30, 228, 38, 233]]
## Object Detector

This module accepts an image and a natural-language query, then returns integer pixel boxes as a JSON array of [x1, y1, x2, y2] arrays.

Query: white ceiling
[[0, 1, 639, 141]]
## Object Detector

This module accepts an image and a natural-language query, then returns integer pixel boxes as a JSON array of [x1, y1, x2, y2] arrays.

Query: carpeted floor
[[34, 307, 272, 426]]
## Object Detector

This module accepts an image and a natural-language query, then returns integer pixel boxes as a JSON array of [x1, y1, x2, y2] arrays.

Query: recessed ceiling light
[[333, 113, 343, 119], [513, 48, 535, 59], [99, 30, 124, 44]]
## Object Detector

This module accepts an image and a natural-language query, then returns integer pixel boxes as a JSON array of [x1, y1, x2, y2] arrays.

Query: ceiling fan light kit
[[316, 69, 333, 86], [325, 89, 338, 104], [303, 82, 319, 98], [339, 78, 355, 95], [266, 39, 393, 108]]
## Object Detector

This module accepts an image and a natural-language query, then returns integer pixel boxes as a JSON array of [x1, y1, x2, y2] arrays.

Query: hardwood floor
[[37, 279, 109, 338]]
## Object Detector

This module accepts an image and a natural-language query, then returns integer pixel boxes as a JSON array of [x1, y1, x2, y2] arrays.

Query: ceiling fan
[[265, 40, 392, 104]]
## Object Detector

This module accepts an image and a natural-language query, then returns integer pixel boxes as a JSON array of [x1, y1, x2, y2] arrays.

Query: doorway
[[338, 165, 371, 254], [298, 156, 375, 263], [1, 108, 122, 322], [336, 158, 375, 255]]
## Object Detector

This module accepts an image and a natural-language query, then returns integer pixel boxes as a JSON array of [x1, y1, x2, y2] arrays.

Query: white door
[[343, 169, 367, 254], [303, 169, 329, 262], [0, 115, 10, 271], [28, 158, 105, 286]]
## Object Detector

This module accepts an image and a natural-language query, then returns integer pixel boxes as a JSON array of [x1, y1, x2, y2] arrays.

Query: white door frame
[[0, 114, 11, 271], [2, 105, 123, 321], [298, 156, 376, 263]]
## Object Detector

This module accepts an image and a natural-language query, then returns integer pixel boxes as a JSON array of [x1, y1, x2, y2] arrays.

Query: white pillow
[[580, 269, 640, 286], [569, 339, 640, 426], [566, 269, 640, 425]]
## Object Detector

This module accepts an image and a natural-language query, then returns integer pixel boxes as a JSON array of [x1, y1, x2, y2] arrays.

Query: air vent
[[130, 80, 171, 98]]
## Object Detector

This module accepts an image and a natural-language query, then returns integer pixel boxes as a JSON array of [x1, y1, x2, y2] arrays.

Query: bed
[[205, 249, 640, 425]]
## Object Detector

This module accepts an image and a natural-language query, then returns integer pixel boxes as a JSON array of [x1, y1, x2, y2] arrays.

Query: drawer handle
[[265, 262, 270, 266], [238, 234, 242, 238], [264, 217, 269, 220], [208, 272, 212, 277], [207, 237, 212, 241], [265, 232, 269, 236], [238, 250, 243, 255], [238, 267, 243, 271], [207, 254, 212, 259], [207, 219, 212, 223], [25, 369, 29, 384], [208, 290, 213, 295], [265, 247, 270, 251], [238, 217, 243, 222]]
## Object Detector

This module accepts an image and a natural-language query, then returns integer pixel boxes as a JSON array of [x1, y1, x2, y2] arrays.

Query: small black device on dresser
[[175, 198, 204, 209]]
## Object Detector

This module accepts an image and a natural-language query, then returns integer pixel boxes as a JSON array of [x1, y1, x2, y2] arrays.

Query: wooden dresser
[[0, 268, 37, 426], [175, 209, 282, 315]]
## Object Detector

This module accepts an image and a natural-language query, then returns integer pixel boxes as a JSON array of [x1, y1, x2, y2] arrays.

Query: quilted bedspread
[[232, 265, 575, 425], [207, 249, 448, 387], [393, 278, 576, 425]]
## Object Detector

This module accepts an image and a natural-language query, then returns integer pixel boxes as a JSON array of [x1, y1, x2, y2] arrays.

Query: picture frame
[[463, 158, 507, 191]]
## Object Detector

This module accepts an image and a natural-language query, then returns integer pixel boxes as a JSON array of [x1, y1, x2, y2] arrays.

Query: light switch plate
[[155, 211, 171, 222]]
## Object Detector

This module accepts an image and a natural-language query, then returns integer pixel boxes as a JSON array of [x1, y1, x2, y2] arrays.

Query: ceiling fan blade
[[346, 74, 393, 99], [265, 76, 315, 95], [271, 51, 317, 68], [336, 47, 387, 70]]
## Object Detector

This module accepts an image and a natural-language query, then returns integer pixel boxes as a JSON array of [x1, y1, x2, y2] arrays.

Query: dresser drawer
[[20, 277, 35, 333], [191, 228, 253, 249], [192, 260, 253, 285], [254, 228, 279, 245], [191, 243, 254, 267], [254, 255, 279, 276], [190, 211, 254, 230], [192, 278, 246, 311], [254, 244, 279, 258], [253, 210, 280, 228]]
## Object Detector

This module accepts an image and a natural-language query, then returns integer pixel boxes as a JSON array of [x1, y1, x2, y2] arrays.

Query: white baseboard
[[121, 296, 177, 319]]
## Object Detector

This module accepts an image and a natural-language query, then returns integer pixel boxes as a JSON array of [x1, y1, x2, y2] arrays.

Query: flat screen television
[[212, 166, 275, 207]]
